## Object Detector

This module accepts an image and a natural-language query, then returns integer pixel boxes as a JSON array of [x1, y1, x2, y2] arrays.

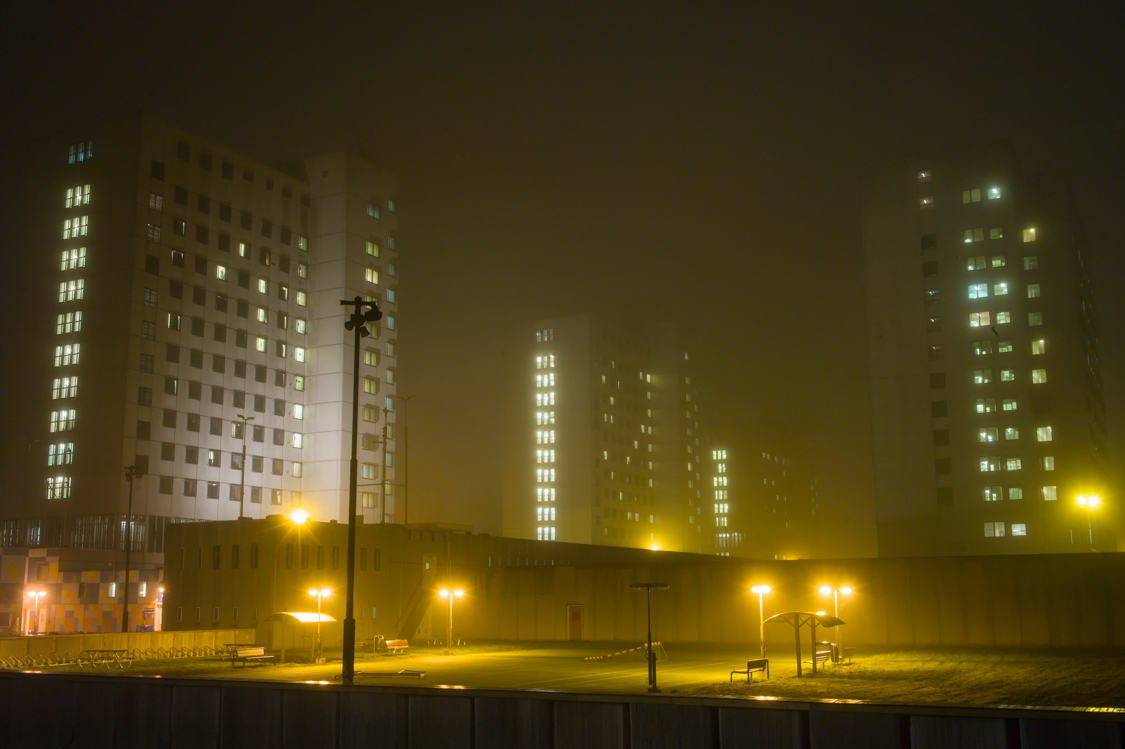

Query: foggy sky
[[2, 3, 1123, 553]]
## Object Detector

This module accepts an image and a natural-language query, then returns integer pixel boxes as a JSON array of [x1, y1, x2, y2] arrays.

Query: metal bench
[[231, 646, 273, 667], [385, 639, 410, 654], [838, 646, 856, 664], [730, 657, 769, 683], [803, 651, 832, 668]]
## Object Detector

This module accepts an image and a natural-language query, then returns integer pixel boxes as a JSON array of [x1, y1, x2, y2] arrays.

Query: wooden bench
[[385, 639, 409, 654], [231, 646, 273, 667], [730, 657, 769, 683], [803, 651, 832, 667], [838, 646, 856, 664]]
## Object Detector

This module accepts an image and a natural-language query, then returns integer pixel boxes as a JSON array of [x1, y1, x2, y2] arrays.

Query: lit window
[[58, 280, 85, 302], [998, 340, 1013, 353], [995, 311, 1010, 324], [1031, 340, 1045, 355], [292, 462, 302, 477], [298, 236, 308, 252], [149, 192, 163, 210], [963, 227, 985, 243], [1005, 458, 1022, 471], [1009, 488, 1023, 500], [966, 255, 986, 271], [917, 171, 931, 182], [216, 265, 227, 280], [925, 289, 940, 304], [1004, 427, 1019, 440], [1031, 368, 1047, 384], [56, 311, 83, 334], [1042, 485, 1057, 501], [978, 427, 998, 442], [969, 312, 990, 327], [367, 202, 380, 219], [295, 318, 307, 335], [920, 196, 933, 208], [238, 242, 249, 258], [65, 184, 91, 207], [1023, 256, 1038, 270], [984, 521, 1005, 537], [982, 486, 1001, 502], [1011, 523, 1026, 536], [989, 227, 1004, 240], [1035, 426, 1052, 442], [46, 476, 72, 499], [962, 189, 981, 203], [256, 336, 266, 352], [1027, 312, 1043, 326], [297, 262, 308, 278], [257, 279, 268, 294], [68, 140, 93, 163], [49, 409, 76, 432], [1027, 284, 1040, 298], [60, 248, 86, 270], [47, 443, 74, 466], [973, 369, 992, 384], [971, 341, 992, 356], [1000, 369, 1015, 382], [293, 404, 304, 420], [256, 307, 268, 323], [993, 283, 1008, 296], [975, 398, 996, 413], [1022, 228, 1036, 242], [1002, 398, 1017, 411], [297, 291, 307, 306], [980, 457, 1000, 472], [54, 344, 81, 367], [991, 254, 1005, 267], [52, 377, 78, 399], [62, 216, 89, 239], [147, 223, 161, 241], [968, 283, 988, 299], [291, 433, 303, 448], [365, 268, 379, 285], [294, 376, 304, 392], [988, 187, 1001, 200], [294, 347, 306, 363], [1040, 456, 1055, 471]]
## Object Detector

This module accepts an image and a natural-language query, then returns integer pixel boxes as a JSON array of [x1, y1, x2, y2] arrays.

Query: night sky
[[2, 4, 1123, 553]]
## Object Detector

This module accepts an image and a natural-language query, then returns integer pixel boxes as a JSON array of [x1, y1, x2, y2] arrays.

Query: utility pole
[[236, 414, 254, 519], [629, 582, 668, 692], [340, 295, 382, 685], [121, 465, 144, 634]]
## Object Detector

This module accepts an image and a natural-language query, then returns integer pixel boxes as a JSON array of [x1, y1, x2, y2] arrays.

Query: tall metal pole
[[448, 593, 454, 654], [646, 586, 654, 689], [121, 465, 143, 634], [758, 593, 765, 660], [340, 296, 381, 685], [316, 591, 323, 661]]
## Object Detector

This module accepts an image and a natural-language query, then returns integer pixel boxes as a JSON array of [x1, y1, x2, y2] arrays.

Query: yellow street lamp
[[818, 584, 854, 656], [1077, 495, 1100, 551], [307, 587, 331, 662], [291, 510, 310, 572], [438, 588, 464, 655], [750, 585, 770, 659], [27, 590, 46, 634]]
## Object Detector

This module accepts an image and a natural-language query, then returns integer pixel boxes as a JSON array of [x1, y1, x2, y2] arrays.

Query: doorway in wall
[[566, 604, 583, 640]]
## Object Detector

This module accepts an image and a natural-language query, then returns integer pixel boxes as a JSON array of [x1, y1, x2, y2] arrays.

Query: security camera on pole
[[339, 295, 382, 685]]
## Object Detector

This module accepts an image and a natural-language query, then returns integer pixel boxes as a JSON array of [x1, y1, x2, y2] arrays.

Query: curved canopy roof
[[763, 611, 845, 628], [264, 611, 337, 624]]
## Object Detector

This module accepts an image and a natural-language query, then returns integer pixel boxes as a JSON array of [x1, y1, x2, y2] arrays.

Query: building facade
[[0, 113, 402, 574], [501, 315, 710, 553], [863, 147, 1109, 557]]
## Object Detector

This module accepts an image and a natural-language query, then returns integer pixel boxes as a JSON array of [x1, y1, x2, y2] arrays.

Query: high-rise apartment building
[[0, 113, 402, 568], [501, 315, 710, 552], [863, 147, 1109, 557]]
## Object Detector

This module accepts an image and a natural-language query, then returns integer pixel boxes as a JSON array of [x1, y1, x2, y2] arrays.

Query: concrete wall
[[0, 671, 1122, 749], [0, 628, 254, 659]]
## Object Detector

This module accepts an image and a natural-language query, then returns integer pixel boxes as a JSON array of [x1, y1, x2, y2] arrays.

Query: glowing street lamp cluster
[[438, 588, 464, 655], [749, 583, 855, 659]]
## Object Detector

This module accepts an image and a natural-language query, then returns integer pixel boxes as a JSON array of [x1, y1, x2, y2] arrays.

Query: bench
[[730, 657, 769, 683], [838, 646, 856, 665], [385, 639, 409, 654], [231, 646, 273, 667], [803, 651, 832, 667]]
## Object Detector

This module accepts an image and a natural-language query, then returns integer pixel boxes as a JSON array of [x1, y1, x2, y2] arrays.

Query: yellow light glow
[[290, 509, 310, 525], [439, 589, 449, 597], [819, 586, 831, 596], [751, 585, 770, 595], [840, 586, 853, 595], [307, 589, 318, 596], [649, 545, 660, 551], [816, 611, 826, 616], [454, 590, 464, 597], [320, 588, 331, 597]]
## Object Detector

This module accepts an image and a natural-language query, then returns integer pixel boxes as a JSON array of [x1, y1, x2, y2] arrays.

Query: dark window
[[213, 355, 225, 374], [191, 317, 204, 337], [218, 233, 231, 252], [138, 386, 152, 406], [214, 324, 227, 343], [162, 409, 177, 428], [282, 185, 293, 199], [259, 247, 271, 266], [922, 261, 939, 278], [215, 293, 228, 312], [195, 225, 209, 244], [236, 329, 248, 347], [243, 168, 254, 182], [234, 360, 247, 378], [187, 413, 200, 432], [174, 186, 188, 205], [207, 481, 220, 499], [166, 344, 180, 363], [164, 376, 178, 395], [151, 160, 165, 180], [253, 425, 265, 443], [233, 390, 246, 408], [252, 456, 263, 473], [279, 255, 291, 273], [197, 195, 210, 214], [169, 280, 183, 299], [301, 545, 309, 569], [211, 386, 224, 404], [159, 475, 173, 494], [137, 421, 151, 440], [240, 211, 253, 230], [253, 394, 266, 412], [274, 370, 286, 387], [185, 446, 198, 464], [190, 349, 204, 368], [145, 255, 160, 275], [199, 152, 212, 171], [238, 270, 250, 289], [280, 227, 291, 245], [176, 142, 190, 161], [931, 401, 948, 418], [921, 233, 937, 251], [360, 548, 367, 571], [171, 248, 185, 265], [220, 203, 232, 222], [301, 194, 310, 207], [134, 455, 149, 474], [274, 399, 286, 416], [194, 255, 207, 274], [188, 380, 202, 400], [236, 300, 249, 318], [221, 160, 234, 180], [272, 458, 284, 475], [373, 549, 381, 571], [250, 544, 259, 569], [184, 478, 197, 495], [273, 429, 285, 446], [255, 365, 267, 383], [933, 430, 950, 447], [210, 417, 222, 436], [929, 372, 946, 389], [173, 219, 186, 237], [231, 545, 240, 569], [212, 545, 221, 569], [261, 220, 272, 238], [192, 286, 206, 305]]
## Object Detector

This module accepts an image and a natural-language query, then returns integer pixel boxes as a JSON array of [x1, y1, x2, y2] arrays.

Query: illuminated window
[[216, 265, 227, 280], [1022, 228, 1036, 242], [60, 248, 86, 270], [982, 486, 1001, 502], [1035, 426, 1052, 442], [1009, 488, 1023, 500], [975, 398, 996, 414], [971, 341, 992, 356], [997, 340, 1013, 353], [294, 347, 305, 363], [58, 280, 85, 302], [1040, 456, 1055, 471], [295, 318, 307, 335], [1042, 485, 1057, 501], [962, 189, 981, 203], [919, 196, 933, 208], [365, 268, 380, 284], [1023, 256, 1038, 270], [983, 521, 1005, 537], [1000, 369, 1015, 382], [1004, 427, 1020, 441], [298, 236, 309, 252], [991, 255, 1005, 268], [255, 336, 266, 352], [917, 170, 931, 182], [367, 202, 380, 219], [1005, 458, 1022, 471], [46, 476, 72, 499], [54, 344, 81, 367], [50, 409, 76, 432], [978, 427, 998, 442], [291, 433, 303, 449], [62, 216, 89, 239], [1031, 340, 1045, 355], [1002, 398, 1017, 412], [147, 223, 161, 241], [65, 184, 91, 208], [969, 312, 990, 327], [963, 227, 985, 243], [296, 291, 307, 307], [979, 456, 1000, 472], [256, 278, 268, 295], [1027, 312, 1043, 326], [966, 255, 986, 271], [925, 289, 940, 304], [1031, 368, 1047, 384], [1010, 523, 1026, 536], [256, 307, 268, 323], [47, 443, 74, 466], [536, 411, 556, 425], [990, 227, 1004, 240], [535, 392, 556, 406], [995, 311, 1010, 324], [52, 377, 78, 399], [292, 462, 303, 478], [56, 312, 82, 334], [993, 283, 1008, 296], [968, 283, 988, 299], [988, 187, 1001, 200], [68, 141, 92, 163]]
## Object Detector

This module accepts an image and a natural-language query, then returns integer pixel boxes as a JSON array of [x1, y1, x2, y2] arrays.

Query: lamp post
[[236, 414, 254, 519], [751, 585, 771, 659], [121, 465, 144, 634], [308, 587, 331, 662], [1078, 495, 1100, 551], [391, 395, 415, 524], [340, 295, 382, 685], [28, 591, 45, 634], [818, 584, 853, 657], [629, 582, 668, 693], [438, 588, 464, 655]]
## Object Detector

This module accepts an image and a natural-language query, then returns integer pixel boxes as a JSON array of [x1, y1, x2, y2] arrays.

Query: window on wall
[[973, 369, 993, 384], [982, 486, 1001, 502], [967, 255, 986, 271], [1042, 486, 1057, 501], [983, 521, 1005, 537], [990, 227, 1004, 240], [968, 283, 988, 299], [963, 227, 985, 243], [1022, 228, 1037, 242], [1028, 312, 1043, 326], [1005, 427, 1020, 440], [1023, 256, 1038, 270], [969, 312, 990, 327], [1032, 369, 1047, 384], [962, 188, 981, 203]]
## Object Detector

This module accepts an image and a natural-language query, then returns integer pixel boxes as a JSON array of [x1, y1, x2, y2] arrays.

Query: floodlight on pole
[[1078, 495, 1100, 550], [817, 584, 854, 658], [629, 582, 669, 693], [438, 588, 464, 654], [750, 585, 770, 659]]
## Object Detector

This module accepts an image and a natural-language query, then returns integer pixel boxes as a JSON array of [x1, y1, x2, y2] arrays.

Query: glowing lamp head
[[291, 509, 310, 525], [307, 589, 318, 596], [840, 586, 853, 595], [751, 585, 770, 595], [320, 588, 331, 597], [649, 544, 660, 551], [819, 585, 832, 596], [816, 611, 826, 616], [454, 589, 464, 597], [439, 589, 449, 598]]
